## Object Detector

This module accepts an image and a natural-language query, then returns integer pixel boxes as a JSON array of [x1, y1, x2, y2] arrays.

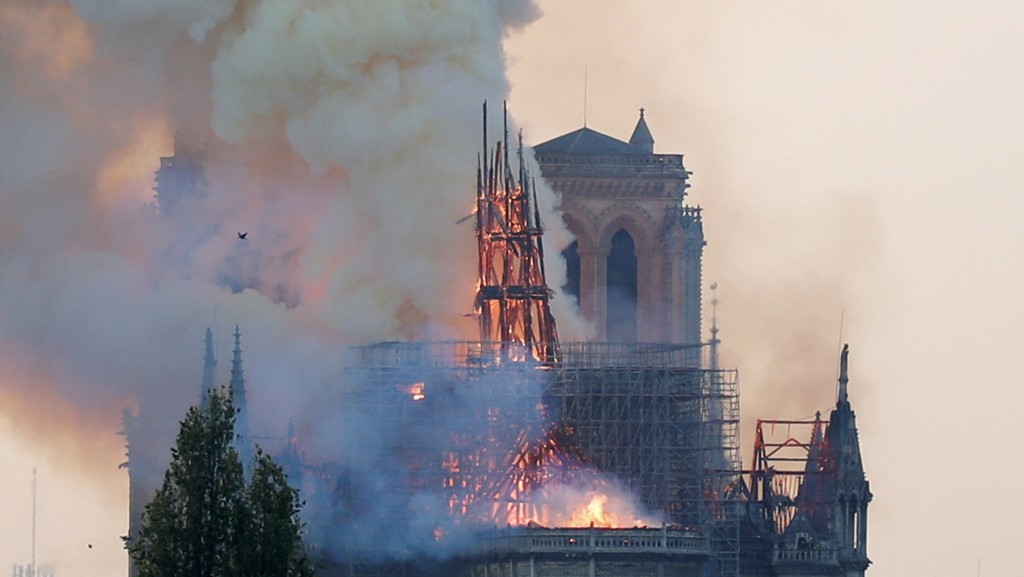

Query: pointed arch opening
[[606, 229, 638, 342]]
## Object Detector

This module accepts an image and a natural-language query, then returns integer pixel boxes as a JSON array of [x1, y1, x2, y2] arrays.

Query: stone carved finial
[[838, 343, 849, 406]]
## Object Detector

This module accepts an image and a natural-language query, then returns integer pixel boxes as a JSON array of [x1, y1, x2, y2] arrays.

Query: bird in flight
[[238, 232, 248, 240]]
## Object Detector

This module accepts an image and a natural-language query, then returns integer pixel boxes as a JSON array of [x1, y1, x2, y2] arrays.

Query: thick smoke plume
[[0, 0, 593, 548]]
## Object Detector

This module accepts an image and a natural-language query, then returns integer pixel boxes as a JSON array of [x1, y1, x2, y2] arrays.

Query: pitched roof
[[533, 127, 645, 155]]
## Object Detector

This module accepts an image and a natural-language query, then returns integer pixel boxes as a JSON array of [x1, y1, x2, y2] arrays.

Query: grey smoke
[[0, 0, 601, 560]]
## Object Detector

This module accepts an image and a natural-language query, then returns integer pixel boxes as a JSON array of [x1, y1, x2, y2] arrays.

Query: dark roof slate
[[629, 110, 655, 147], [533, 127, 645, 155]]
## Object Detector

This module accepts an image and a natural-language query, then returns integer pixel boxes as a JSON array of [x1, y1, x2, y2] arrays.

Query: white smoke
[[0, 0, 588, 485], [0, 1, 608, 568]]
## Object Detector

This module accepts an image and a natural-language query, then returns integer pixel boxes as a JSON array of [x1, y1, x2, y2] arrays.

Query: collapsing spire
[[474, 101, 560, 364]]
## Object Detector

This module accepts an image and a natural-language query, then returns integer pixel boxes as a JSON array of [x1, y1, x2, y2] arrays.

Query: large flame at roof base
[[500, 473, 665, 529]]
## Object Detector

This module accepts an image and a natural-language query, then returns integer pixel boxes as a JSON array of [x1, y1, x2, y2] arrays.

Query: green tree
[[127, 387, 313, 577], [241, 450, 315, 577]]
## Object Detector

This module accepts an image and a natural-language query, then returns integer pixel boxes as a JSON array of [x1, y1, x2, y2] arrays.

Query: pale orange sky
[[507, 2, 1024, 576], [2, 2, 1023, 577]]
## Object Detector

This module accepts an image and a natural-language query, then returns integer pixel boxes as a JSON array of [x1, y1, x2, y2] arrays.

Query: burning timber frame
[[474, 102, 560, 365], [330, 340, 741, 577]]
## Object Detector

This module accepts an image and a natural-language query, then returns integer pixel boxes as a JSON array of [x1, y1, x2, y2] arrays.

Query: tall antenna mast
[[32, 467, 37, 577], [583, 66, 588, 127], [709, 282, 720, 372], [835, 308, 845, 401]]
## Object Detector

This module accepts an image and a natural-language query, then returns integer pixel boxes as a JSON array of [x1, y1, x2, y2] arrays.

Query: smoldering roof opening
[[290, 354, 658, 560]]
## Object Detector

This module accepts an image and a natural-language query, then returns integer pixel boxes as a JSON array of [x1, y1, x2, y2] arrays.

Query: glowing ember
[[406, 382, 426, 401]]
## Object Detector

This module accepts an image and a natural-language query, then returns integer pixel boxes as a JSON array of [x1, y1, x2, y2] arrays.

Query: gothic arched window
[[606, 229, 638, 342]]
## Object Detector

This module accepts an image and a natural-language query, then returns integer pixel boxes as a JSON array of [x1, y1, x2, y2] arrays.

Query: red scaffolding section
[[748, 414, 835, 537]]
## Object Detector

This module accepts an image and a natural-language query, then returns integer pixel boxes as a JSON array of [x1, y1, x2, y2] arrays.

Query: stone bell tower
[[534, 109, 705, 344]]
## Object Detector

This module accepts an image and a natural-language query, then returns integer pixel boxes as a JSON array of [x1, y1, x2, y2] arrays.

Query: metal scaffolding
[[749, 415, 833, 538], [547, 342, 738, 528], [323, 340, 740, 576], [549, 342, 742, 577]]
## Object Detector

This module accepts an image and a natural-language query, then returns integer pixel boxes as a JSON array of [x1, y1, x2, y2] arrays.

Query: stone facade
[[534, 111, 705, 344], [459, 527, 708, 577]]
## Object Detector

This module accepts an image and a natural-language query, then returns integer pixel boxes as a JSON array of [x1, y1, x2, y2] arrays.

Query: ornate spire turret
[[230, 325, 253, 473], [629, 107, 655, 153], [201, 328, 217, 403], [230, 325, 245, 397], [826, 343, 871, 575]]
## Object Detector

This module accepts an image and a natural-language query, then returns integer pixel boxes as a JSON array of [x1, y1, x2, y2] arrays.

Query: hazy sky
[[506, 2, 1024, 576], [2, 2, 1022, 577]]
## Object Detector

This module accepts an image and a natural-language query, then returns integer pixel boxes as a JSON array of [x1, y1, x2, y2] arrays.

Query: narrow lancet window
[[606, 229, 638, 342]]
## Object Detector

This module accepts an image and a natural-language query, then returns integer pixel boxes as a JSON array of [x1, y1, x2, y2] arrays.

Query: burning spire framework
[[306, 104, 743, 577], [474, 102, 560, 365]]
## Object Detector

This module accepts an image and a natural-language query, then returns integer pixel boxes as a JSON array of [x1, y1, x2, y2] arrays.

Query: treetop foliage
[[127, 387, 314, 577]]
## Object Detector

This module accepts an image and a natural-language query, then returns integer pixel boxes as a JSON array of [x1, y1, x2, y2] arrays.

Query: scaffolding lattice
[[324, 340, 740, 577], [749, 415, 833, 537]]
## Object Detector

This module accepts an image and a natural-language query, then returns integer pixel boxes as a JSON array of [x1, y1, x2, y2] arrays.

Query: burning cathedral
[[125, 106, 871, 577]]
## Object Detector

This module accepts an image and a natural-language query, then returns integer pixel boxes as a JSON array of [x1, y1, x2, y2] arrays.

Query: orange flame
[[500, 481, 662, 529], [405, 382, 426, 401], [568, 493, 614, 527]]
